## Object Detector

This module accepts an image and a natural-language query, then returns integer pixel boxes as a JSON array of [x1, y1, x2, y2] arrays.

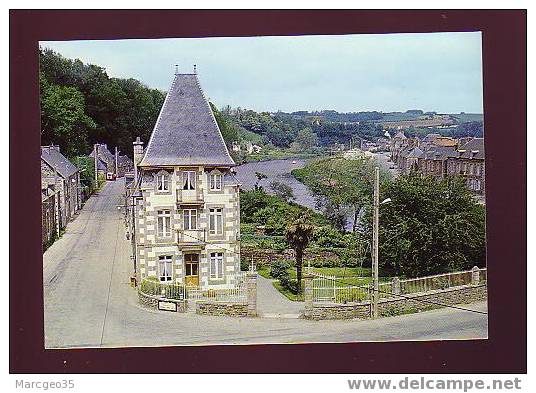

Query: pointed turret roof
[[139, 72, 235, 167]]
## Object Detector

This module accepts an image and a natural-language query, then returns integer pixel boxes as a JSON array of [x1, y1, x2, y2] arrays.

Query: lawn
[[259, 266, 388, 282], [259, 265, 392, 301]]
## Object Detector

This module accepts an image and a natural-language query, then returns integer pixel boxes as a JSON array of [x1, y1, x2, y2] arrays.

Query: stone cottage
[[41, 145, 81, 230], [131, 69, 241, 289]]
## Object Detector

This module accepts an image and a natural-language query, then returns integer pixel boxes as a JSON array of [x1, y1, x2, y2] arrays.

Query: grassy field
[[245, 148, 323, 162]]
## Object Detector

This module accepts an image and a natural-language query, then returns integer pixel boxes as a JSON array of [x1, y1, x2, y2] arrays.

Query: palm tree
[[286, 212, 315, 295]]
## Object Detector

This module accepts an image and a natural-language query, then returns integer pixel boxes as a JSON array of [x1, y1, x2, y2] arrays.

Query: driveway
[[256, 275, 304, 317], [43, 179, 488, 348]]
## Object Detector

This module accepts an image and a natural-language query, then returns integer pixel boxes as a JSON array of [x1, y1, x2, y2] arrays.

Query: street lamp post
[[371, 166, 391, 319], [372, 166, 380, 318]]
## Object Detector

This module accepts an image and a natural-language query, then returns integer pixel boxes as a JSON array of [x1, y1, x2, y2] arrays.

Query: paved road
[[372, 151, 400, 176], [43, 180, 488, 348]]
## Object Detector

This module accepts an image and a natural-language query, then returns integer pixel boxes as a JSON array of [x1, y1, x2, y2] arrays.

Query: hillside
[[39, 48, 484, 160]]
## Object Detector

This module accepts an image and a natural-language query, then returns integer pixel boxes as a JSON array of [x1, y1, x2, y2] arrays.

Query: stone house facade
[[41, 145, 81, 230], [390, 133, 485, 196], [130, 69, 241, 290], [446, 138, 485, 194]]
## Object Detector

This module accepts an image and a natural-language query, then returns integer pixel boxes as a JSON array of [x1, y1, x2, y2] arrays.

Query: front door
[[184, 254, 199, 287]]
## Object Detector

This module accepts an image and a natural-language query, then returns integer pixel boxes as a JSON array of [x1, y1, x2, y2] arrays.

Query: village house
[[389, 132, 485, 196], [89, 143, 116, 179], [446, 137, 485, 194], [130, 68, 241, 289], [117, 154, 134, 178], [41, 145, 81, 244]]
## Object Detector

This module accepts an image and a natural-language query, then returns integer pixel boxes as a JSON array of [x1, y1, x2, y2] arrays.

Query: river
[[233, 158, 318, 211], [234, 154, 393, 231]]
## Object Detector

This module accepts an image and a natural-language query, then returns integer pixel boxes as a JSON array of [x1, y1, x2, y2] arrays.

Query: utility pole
[[115, 146, 119, 177], [371, 166, 380, 318], [94, 144, 98, 188]]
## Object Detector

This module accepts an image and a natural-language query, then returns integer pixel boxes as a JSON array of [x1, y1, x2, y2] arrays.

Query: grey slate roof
[[456, 138, 485, 159], [118, 155, 133, 166], [139, 73, 235, 167], [423, 145, 457, 161], [89, 144, 115, 168], [407, 146, 424, 159], [41, 146, 78, 178]]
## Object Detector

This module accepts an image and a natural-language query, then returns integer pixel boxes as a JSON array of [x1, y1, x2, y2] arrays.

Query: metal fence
[[311, 273, 370, 303], [186, 286, 247, 303], [185, 271, 248, 303], [311, 267, 487, 304], [140, 272, 249, 303], [140, 279, 186, 300]]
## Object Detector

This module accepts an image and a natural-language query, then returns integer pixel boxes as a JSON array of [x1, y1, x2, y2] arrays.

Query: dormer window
[[209, 172, 223, 191], [156, 171, 170, 192], [183, 171, 196, 190]]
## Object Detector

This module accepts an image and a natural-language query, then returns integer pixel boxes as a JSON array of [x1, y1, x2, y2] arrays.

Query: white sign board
[[158, 301, 177, 312]]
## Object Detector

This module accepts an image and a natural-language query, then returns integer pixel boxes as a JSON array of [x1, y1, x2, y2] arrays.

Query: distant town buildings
[[231, 140, 262, 155], [389, 132, 485, 195]]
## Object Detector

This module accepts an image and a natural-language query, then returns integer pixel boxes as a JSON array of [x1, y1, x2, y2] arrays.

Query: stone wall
[[304, 302, 370, 320], [378, 284, 487, 317], [303, 284, 487, 320], [196, 301, 248, 317], [138, 290, 187, 312]]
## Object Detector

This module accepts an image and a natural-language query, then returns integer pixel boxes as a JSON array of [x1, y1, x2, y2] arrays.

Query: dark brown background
[[10, 9, 527, 373]]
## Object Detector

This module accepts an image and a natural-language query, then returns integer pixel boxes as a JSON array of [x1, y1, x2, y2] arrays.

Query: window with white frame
[[157, 209, 171, 237], [156, 172, 170, 192], [209, 172, 223, 191], [209, 252, 224, 279], [183, 209, 198, 230], [159, 255, 173, 282], [183, 171, 196, 190], [209, 208, 223, 235]]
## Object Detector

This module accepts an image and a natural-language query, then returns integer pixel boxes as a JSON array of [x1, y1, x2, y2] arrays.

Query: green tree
[[39, 47, 165, 157], [291, 127, 318, 151], [254, 172, 268, 190], [40, 77, 96, 156], [286, 212, 315, 294], [292, 157, 389, 232], [270, 181, 295, 202], [361, 174, 486, 277]]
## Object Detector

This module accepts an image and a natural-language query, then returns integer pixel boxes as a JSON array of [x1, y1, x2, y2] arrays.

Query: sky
[[41, 32, 483, 114]]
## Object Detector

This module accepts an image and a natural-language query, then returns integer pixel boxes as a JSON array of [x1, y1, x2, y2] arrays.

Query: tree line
[[40, 48, 165, 158], [40, 48, 483, 163]]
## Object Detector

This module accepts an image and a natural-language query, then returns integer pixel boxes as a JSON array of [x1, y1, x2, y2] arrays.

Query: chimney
[[133, 137, 144, 183]]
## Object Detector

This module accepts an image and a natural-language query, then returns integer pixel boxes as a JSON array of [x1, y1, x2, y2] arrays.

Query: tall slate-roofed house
[[132, 68, 241, 289]]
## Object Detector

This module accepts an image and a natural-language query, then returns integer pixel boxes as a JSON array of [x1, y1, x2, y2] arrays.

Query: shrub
[[270, 260, 291, 280], [240, 259, 250, 272], [283, 279, 300, 295]]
